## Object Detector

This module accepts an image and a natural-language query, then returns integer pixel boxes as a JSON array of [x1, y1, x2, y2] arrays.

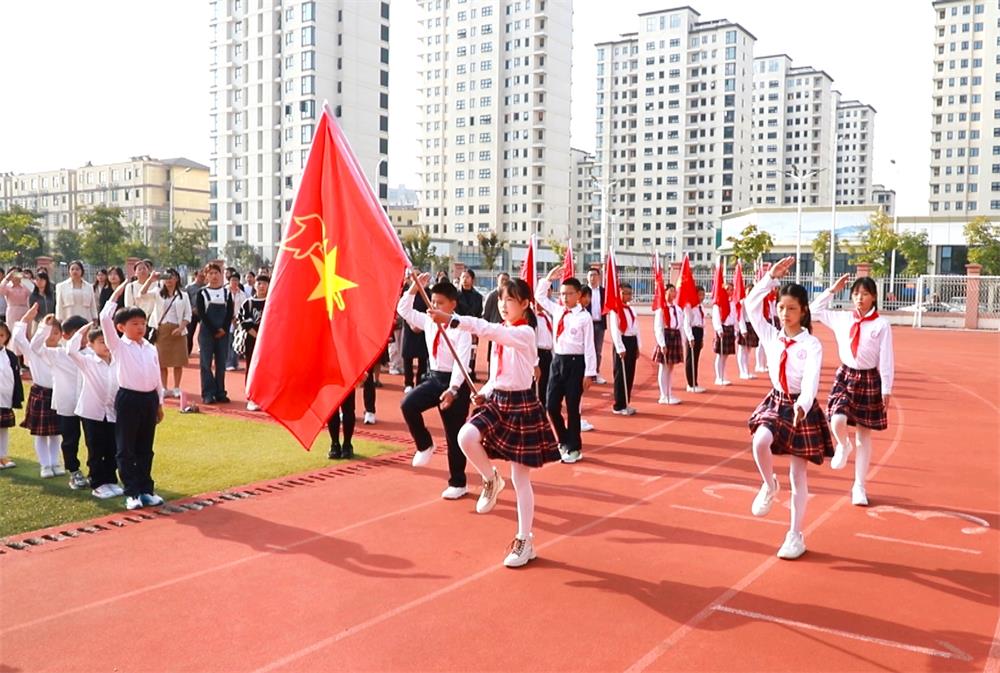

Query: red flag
[[651, 252, 667, 312], [676, 253, 699, 309], [732, 261, 745, 322], [712, 260, 730, 323], [247, 106, 408, 449], [519, 234, 536, 295], [602, 249, 626, 328], [561, 240, 575, 281]]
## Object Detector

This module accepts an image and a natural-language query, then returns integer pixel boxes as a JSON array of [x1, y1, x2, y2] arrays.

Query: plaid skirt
[[738, 322, 759, 348], [469, 388, 560, 468], [748, 389, 835, 465], [20, 385, 59, 436], [827, 365, 888, 431], [0, 408, 14, 429], [713, 325, 736, 355], [652, 328, 684, 365]]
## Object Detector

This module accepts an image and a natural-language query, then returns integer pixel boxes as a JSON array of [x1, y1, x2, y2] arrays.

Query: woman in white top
[[225, 273, 248, 371], [125, 259, 160, 320], [55, 260, 97, 322], [149, 268, 192, 397]]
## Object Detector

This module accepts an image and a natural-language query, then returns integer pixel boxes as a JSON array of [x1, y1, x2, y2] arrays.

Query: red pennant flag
[[561, 240, 575, 281], [676, 253, 699, 309], [732, 261, 745, 322], [519, 234, 536, 295], [651, 252, 666, 312], [247, 106, 409, 449], [712, 260, 730, 323], [602, 249, 626, 328]]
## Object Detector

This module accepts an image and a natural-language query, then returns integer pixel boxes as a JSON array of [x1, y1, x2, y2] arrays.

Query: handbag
[[149, 294, 179, 345]]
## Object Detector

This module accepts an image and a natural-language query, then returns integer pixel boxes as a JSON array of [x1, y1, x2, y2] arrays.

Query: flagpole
[[408, 269, 479, 395]]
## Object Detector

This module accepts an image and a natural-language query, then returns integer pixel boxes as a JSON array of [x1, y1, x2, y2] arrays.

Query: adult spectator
[[28, 270, 56, 330], [150, 268, 191, 398], [456, 269, 484, 381], [196, 263, 234, 404], [481, 271, 510, 363], [184, 268, 206, 354], [92, 269, 110, 311], [124, 259, 159, 320], [225, 272, 248, 371], [55, 260, 97, 321], [99, 267, 126, 315], [587, 268, 608, 384]]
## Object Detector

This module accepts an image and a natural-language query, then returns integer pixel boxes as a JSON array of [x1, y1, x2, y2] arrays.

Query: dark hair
[[93, 268, 108, 291], [68, 260, 85, 273], [850, 277, 879, 310], [561, 277, 582, 292], [32, 270, 53, 299], [462, 269, 476, 279], [141, 259, 154, 269], [206, 263, 223, 274], [695, 285, 705, 293], [500, 277, 537, 328], [0, 322, 11, 345], [107, 266, 126, 286], [665, 283, 676, 290], [46, 317, 63, 332], [588, 268, 601, 276], [62, 315, 89, 334], [777, 283, 812, 332], [87, 327, 105, 344], [159, 269, 182, 298], [620, 282, 633, 291], [114, 306, 147, 326], [256, 275, 271, 284], [580, 286, 592, 298], [430, 281, 459, 303]]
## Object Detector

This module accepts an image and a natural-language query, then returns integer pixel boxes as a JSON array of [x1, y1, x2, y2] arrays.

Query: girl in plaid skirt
[[810, 275, 894, 507], [0, 320, 23, 470], [711, 282, 737, 385], [744, 257, 833, 561], [12, 306, 64, 477], [430, 278, 560, 569], [652, 284, 686, 405]]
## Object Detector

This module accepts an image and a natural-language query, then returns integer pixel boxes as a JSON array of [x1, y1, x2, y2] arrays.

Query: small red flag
[[247, 106, 409, 449], [712, 261, 730, 323], [732, 261, 745, 322], [676, 253, 699, 309], [602, 249, 626, 328], [651, 252, 667, 312], [519, 234, 536, 295], [561, 240, 575, 281]]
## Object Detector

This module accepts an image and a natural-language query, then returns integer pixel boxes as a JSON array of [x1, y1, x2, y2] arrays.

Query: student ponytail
[[778, 283, 812, 333], [501, 277, 538, 328]]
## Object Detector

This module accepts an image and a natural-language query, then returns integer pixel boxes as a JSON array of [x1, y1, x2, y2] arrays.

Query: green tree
[[80, 206, 127, 267], [850, 209, 898, 277], [53, 229, 83, 263], [964, 215, 1000, 275], [896, 230, 931, 275], [0, 206, 45, 266], [547, 238, 568, 258], [401, 229, 438, 271], [811, 230, 855, 275], [223, 240, 263, 271], [155, 222, 211, 268], [121, 222, 151, 261], [726, 224, 773, 267], [477, 232, 505, 272]]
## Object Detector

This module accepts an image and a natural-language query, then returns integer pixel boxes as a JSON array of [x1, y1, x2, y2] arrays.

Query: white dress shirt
[[588, 285, 603, 322], [67, 328, 118, 422], [746, 272, 823, 412], [151, 292, 193, 333], [397, 293, 472, 391], [534, 284, 597, 376], [455, 316, 536, 398], [609, 305, 642, 354], [653, 304, 687, 348], [0, 346, 14, 409], [100, 299, 164, 403], [12, 322, 53, 388], [55, 279, 97, 321], [124, 279, 161, 318], [535, 310, 554, 351], [810, 291, 895, 394], [711, 301, 737, 332], [683, 304, 706, 342], [39, 324, 84, 416]]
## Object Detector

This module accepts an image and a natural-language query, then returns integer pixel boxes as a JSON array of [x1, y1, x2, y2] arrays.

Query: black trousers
[[198, 328, 229, 401], [536, 348, 553, 408], [328, 388, 356, 445], [546, 353, 585, 452], [403, 355, 428, 389], [244, 335, 256, 383], [114, 388, 159, 498], [685, 326, 704, 387], [401, 371, 471, 487], [82, 418, 117, 489], [187, 314, 200, 354], [58, 414, 82, 472], [613, 336, 639, 411], [593, 323, 607, 376]]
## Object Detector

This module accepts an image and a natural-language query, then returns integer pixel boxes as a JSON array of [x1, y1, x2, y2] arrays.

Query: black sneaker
[[328, 442, 342, 460], [202, 396, 216, 404], [342, 442, 354, 459], [216, 394, 231, 404]]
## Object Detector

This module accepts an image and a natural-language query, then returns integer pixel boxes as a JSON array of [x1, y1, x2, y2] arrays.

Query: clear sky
[[0, 0, 930, 214]]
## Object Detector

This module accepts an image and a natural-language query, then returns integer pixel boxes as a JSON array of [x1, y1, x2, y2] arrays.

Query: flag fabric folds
[[651, 252, 667, 312], [519, 234, 536, 295], [561, 240, 575, 281], [732, 261, 745, 323], [602, 249, 626, 328], [712, 260, 730, 323], [247, 105, 409, 449], [675, 253, 700, 309]]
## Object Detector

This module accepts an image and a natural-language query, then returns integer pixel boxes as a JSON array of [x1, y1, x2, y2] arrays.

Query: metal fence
[[912, 274, 1000, 320]]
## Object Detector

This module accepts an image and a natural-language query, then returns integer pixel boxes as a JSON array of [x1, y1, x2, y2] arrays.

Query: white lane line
[[711, 605, 971, 661], [670, 504, 786, 526], [573, 465, 658, 484], [855, 532, 982, 555]]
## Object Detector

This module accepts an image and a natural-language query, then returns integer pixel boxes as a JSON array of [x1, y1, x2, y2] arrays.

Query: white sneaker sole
[[476, 475, 506, 514], [777, 544, 807, 560], [503, 549, 537, 568], [412, 448, 434, 468]]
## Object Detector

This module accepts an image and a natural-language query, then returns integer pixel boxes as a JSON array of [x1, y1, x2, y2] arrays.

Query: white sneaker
[[561, 449, 582, 464], [755, 366, 768, 373], [52, 465, 67, 476], [441, 485, 468, 500], [125, 496, 143, 510], [751, 474, 780, 517], [108, 484, 124, 496], [476, 468, 506, 514], [174, 388, 183, 398], [612, 408, 629, 415], [580, 419, 594, 432], [246, 401, 260, 411], [667, 397, 682, 405], [363, 412, 376, 425], [721, 380, 733, 386], [412, 445, 435, 468], [91, 484, 118, 499], [714, 378, 725, 386], [626, 407, 637, 415], [692, 386, 706, 393], [851, 484, 869, 506], [595, 376, 607, 385], [40, 465, 55, 478], [658, 396, 670, 404], [739, 373, 751, 380], [831, 439, 854, 470], [388, 368, 403, 375], [503, 534, 537, 568], [403, 386, 413, 394], [140, 493, 164, 507], [686, 386, 695, 392], [776, 531, 807, 560]]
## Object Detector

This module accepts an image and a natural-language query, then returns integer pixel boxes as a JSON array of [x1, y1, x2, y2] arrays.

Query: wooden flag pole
[[408, 269, 479, 395]]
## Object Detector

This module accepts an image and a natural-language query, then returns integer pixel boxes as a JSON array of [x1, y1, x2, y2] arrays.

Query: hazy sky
[[0, 0, 930, 213]]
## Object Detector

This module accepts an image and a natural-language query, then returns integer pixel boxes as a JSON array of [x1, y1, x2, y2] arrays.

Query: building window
[[301, 75, 315, 95], [301, 51, 315, 70], [301, 1, 315, 21], [301, 124, 314, 144], [381, 2, 389, 20], [301, 26, 315, 46]]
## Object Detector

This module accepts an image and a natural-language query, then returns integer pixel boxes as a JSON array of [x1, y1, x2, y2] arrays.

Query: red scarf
[[540, 312, 553, 335], [496, 318, 529, 377], [625, 306, 635, 330], [779, 337, 795, 395], [556, 311, 567, 339], [432, 328, 442, 359], [850, 309, 880, 358]]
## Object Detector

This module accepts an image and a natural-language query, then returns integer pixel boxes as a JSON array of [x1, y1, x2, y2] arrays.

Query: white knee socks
[[46, 435, 62, 469], [510, 463, 535, 539], [854, 427, 872, 489], [829, 413, 851, 449], [751, 426, 775, 484], [0, 428, 8, 459], [737, 347, 749, 377], [755, 344, 768, 370], [788, 457, 810, 534], [715, 354, 729, 381], [33, 436, 63, 469], [457, 423, 494, 480], [657, 364, 673, 399]]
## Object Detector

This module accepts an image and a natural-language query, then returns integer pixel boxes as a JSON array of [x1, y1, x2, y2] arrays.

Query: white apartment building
[[568, 147, 596, 262], [929, 0, 1000, 215], [209, 0, 389, 262], [872, 183, 897, 216], [594, 7, 755, 264], [416, 0, 573, 250], [835, 100, 876, 205]]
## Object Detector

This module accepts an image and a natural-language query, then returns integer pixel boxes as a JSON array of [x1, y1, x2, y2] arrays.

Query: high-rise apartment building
[[929, 0, 999, 215], [416, 0, 572, 249], [594, 7, 755, 264], [209, 0, 389, 262], [568, 147, 596, 261], [835, 100, 876, 205]]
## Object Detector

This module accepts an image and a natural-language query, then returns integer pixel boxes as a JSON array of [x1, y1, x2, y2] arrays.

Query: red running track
[[2, 323, 998, 673]]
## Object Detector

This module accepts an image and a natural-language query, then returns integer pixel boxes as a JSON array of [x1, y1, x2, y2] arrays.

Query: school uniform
[[609, 305, 641, 411], [0, 345, 23, 429], [12, 323, 59, 437], [535, 285, 596, 452], [684, 304, 706, 388], [653, 304, 685, 365], [100, 299, 164, 499], [225, 285, 248, 369], [39, 325, 84, 472], [397, 294, 473, 487], [196, 286, 234, 402], [67, 328, 119, 490], [811, 292, 895, 431], [401, 292, 429, 388], [745, 273, 834, 465], [737, 303, 760, 349], [534, 308, 554, 408], [454, 316, 560, 467], [712, 301, 737, 355]]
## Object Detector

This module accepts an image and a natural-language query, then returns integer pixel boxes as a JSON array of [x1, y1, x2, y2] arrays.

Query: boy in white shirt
[[609, 283, 641, 416], [38, 315, 90, 489]]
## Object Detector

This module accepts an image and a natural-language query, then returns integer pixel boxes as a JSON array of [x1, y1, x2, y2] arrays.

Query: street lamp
[[828, 132, 849, 285], [592, 176, 623, 260], [781, 165, 825, 283], [888, 158, 900, 298]]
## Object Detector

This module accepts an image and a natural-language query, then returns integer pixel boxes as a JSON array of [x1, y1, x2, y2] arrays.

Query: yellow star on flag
[[308, 245, 357, 318]]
